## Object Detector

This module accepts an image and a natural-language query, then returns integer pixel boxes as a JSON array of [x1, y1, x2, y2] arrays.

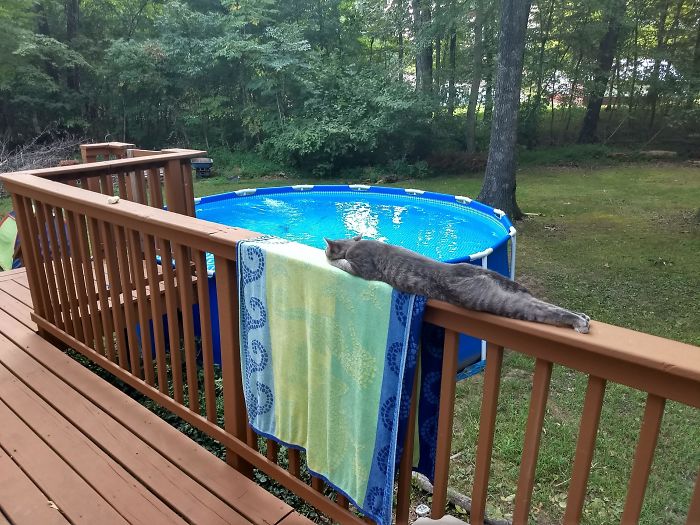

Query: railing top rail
[[4, 171, 699, 406], [1, 172, 257, 255], [80, 142, 136, 150], [0, 149, 206, 179], [425, 300, 700, 406]]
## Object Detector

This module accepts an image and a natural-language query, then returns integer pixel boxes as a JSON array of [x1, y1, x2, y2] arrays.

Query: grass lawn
[[193, 163, 700, 524], [0, 161, 697, 523]]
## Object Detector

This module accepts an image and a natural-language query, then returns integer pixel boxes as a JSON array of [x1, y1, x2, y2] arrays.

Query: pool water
[[195, 188, 510, 263]]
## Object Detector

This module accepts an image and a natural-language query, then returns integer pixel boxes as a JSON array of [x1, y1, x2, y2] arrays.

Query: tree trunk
[[447, 27, 457, 115], [65, 0, 80, 91], [414, 0, 433, 93], [524, 0, 555, 149], [689, 18, 700, 107], [477, 0, 533, 220], [398, 30, 404, 81], [628, 15, 639, 121], [564, 50, 583, 134], [435, 36, 442, 96], [466, 1, 485, 153], [398, 0, 405, 82], [577, 0, 626, 144], [483, 45, 494, 124], [648, 0, 671, 130]]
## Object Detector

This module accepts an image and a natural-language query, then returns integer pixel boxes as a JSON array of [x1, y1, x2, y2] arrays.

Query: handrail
[[10, 149, 206, 180], [2, 170, 698, 524], [0, 147, 205, 217], [0, 173, 253, 256], [424, 300, 700, 408]]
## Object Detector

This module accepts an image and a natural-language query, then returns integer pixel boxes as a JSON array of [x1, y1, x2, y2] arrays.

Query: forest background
[[1, 0, 698, 180]]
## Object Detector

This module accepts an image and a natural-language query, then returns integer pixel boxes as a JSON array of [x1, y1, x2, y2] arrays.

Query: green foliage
[[262, 61, 431, 174], [1, 0, 699, 165]]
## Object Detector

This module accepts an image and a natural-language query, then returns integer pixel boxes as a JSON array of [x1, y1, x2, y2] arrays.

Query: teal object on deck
[[193, 185, 517, 378]]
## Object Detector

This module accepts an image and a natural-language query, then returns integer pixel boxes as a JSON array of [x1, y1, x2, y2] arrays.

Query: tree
[[476, 0, 532, 220], [465, 0, 485, 153], [577, 0, 627, 144]]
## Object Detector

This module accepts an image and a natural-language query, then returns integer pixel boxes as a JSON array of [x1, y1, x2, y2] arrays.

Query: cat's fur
[[325, 236, 590, 333]]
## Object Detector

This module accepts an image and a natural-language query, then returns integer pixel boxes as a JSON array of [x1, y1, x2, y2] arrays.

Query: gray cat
[[325, 236, 590, 333]]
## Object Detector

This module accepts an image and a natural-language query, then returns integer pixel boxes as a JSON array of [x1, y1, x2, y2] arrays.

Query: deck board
[[0, 400, 129, 525], [0, 447, 69, 525], [0, 269, 311, 525]]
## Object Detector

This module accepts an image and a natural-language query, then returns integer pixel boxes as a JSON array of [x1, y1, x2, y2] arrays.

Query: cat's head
[[324, 235, 362, 260]]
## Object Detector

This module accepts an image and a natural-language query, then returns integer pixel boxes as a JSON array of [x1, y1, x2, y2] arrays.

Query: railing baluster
[[688, 467, 700, 525], [12, 196, 51, 323], [431, 328, 460, 518], [513, 358, 553, 524], [621, 394, 666, 523], [70, 212, 104, 356], [159, 238, 183, 403], [165, 160, 188, 215], [99, 174, 113, 195], [288, 449, 301, 478], [564, 375, 607, 523], [471, 342, 505, 525], [34, 203, 66, 330], [99, 220, 129, 368], [133, 168, 149, 205], [143, 234, 168, 393], [180, 161, 196, 216], [55, 207, 84, 340], [117, 172, 128, 199], [173, 242, 199, 412], [396, 361, 421, 525], [337, 494, 350, 509], [214, 255, 252, 477], [65, 210, 94, 347], [127, 229, 155, 386], [194, 250, 217, 422], [87, 217, 116, 361], [311, 476, 324, 493], [114, 225, 142, 378], [148, 168, 165, 210], [266, 439, 279, 462]]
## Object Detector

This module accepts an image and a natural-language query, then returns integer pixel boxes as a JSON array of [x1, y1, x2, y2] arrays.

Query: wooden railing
[[423, 303, 700, 524], [15, 146, 204, 217], [1, 166, 699, 524]]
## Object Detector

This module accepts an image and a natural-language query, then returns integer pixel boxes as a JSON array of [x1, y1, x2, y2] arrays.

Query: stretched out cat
[[325, 236, 590, 333]]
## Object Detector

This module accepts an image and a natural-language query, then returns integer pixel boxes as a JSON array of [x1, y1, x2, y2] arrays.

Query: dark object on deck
[[191, 157, 213, 178]]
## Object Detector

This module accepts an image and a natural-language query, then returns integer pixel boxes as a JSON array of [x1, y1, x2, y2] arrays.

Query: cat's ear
[[352, 234, 362, 242], [324, 237, 334, 246]]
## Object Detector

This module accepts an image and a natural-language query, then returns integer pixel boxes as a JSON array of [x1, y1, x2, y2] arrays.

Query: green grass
[[190, 163, 700, 524]]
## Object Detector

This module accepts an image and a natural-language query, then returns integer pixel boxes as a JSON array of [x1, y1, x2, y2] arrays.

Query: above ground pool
[[193, 185, 517, 378]]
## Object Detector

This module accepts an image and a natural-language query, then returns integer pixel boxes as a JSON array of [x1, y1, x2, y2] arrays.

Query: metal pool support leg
[[509, 226, 517, 280], [481, 256, 489, 363]]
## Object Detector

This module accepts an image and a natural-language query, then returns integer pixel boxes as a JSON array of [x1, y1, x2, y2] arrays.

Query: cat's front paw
[[573, 314, 590, 334]]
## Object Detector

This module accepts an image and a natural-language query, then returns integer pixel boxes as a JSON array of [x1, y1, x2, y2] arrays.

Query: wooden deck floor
[[0, 268, 311, 525]]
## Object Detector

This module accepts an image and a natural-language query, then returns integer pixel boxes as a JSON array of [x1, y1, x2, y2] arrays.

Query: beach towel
[[237, 237, 444, 525]]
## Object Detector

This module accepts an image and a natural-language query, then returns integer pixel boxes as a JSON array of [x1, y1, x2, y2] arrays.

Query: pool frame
[[194, 184, 518, 378]]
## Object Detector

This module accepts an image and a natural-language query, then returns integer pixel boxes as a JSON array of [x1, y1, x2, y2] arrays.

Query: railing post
[[164, 159, 189, 215], [10, 194, 49, 325], [431, 329, 460, 518], [214, 255, 253, 478]]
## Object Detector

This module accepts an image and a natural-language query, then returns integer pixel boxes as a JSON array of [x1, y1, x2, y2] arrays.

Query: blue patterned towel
[[237, 238, 443, 524]]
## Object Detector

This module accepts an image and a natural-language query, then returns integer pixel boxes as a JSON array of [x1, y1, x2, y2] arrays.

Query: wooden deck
[[0, 268, 311, 525]]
